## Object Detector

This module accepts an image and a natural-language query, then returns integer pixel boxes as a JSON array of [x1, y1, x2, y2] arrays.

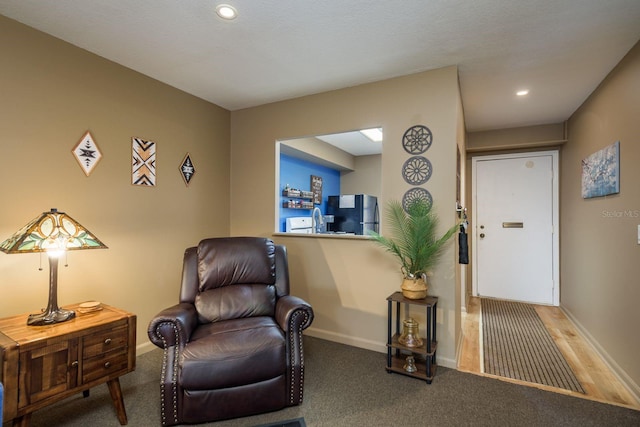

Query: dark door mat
[[481, 298, 585, 393], [254, 418, 306, 427]]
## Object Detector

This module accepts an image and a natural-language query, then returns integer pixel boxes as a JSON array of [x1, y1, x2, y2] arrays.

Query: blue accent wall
[[279, 154, 341, 232]]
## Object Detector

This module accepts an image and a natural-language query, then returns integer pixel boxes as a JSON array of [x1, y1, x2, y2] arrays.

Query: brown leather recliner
[[147, 237, 314, 426]]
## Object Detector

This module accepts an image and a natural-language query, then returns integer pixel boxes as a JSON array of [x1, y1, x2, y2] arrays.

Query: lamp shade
[[0, 208, 107, 254], [0, 208, 107, 325]]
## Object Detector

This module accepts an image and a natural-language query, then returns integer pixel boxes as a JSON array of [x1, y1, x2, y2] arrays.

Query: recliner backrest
[[192, 237, 277, 323]]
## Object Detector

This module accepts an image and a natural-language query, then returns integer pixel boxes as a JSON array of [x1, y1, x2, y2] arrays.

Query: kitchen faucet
[[312, 207, 324, 234]]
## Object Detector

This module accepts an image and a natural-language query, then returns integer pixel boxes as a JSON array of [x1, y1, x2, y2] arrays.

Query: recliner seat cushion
[[180, 317, 286, 390]]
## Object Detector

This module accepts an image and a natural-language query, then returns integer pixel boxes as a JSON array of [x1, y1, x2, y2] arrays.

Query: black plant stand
[[386, 291, 438, 383]]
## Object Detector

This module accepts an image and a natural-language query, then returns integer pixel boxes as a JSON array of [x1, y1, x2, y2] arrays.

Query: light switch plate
[[637, 225, 640, 244]]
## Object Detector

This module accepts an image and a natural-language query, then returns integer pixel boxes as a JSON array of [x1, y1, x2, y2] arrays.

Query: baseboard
[[305, 327, 386, 353], [136, 340, 156, 356], [561, 305, 640, 404], [304, 327, 457, 370]]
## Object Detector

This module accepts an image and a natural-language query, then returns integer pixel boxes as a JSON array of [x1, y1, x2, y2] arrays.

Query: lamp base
[[27, 308, 76, 326]]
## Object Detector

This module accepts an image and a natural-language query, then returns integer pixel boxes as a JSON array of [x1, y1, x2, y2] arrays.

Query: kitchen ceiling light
[[360, 128, 383, 142], [216, 4, 237, 20], [516, 89, 529, 96]]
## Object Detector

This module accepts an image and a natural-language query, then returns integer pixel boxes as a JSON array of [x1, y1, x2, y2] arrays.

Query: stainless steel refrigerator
[[326, 194, 379, 235]]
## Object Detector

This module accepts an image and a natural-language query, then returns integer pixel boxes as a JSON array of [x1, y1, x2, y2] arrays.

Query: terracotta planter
[[401, 276, 427, 299]]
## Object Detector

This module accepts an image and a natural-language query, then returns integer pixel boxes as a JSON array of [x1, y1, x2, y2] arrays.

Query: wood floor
[[458, 296, 640, 410]]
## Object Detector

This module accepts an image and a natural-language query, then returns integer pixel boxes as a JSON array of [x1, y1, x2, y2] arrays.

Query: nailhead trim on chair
[[289, 310, 309, 405], [156, 322, 180, 426]]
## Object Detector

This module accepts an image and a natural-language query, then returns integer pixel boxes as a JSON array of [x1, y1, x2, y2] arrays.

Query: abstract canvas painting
[[581, 141, 620, 198], [132, 137, 156, 186]]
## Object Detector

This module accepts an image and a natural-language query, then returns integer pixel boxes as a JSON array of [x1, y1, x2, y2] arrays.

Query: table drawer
[[83, 325, 128, 359], [83, 350, 129, 383]]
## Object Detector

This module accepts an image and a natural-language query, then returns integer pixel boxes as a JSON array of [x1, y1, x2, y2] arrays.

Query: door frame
[[471, 150, 560, 306]]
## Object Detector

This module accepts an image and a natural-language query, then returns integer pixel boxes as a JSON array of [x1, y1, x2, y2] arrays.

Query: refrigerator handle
[[374, 201, 380, 233]]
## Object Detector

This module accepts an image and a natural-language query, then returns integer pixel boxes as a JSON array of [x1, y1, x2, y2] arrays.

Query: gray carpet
[[482, 298, 585, 393], [24, 336, 639, 427]]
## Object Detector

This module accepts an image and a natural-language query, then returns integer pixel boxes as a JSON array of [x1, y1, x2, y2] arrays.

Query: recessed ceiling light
[[360, 128, 383, 142], [216, 4, 237, 20], [516, 89, 529, 96]]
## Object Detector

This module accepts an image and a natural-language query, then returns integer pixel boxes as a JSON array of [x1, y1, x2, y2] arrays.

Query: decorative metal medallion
[[402, 156, 432, 185], [132, 137, 156, 186], [72, 131, 102, 176], [180, 153, 196, 186], [402, 188, 433, 212], [402, 125, 432, 154]]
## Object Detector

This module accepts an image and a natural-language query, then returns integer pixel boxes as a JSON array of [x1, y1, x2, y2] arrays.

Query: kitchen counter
[[273, 232, 372, 240]]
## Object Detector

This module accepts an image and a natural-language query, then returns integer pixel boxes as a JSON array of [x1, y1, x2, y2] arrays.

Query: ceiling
[[1, 0, 639, 132]]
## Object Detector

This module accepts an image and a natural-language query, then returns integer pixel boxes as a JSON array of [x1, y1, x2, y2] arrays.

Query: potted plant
[[369, 198, 458, 299]]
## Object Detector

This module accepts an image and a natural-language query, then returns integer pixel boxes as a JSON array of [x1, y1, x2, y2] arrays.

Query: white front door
[[472, 151, 559, 305]]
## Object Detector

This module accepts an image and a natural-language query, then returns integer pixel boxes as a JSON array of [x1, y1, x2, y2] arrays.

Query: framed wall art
[[581, 141, 620, 199], [311, 175, 322, 205], [132, 137, 156, 186], [72, 130, 102, 176], [180, 153, 196, 186]]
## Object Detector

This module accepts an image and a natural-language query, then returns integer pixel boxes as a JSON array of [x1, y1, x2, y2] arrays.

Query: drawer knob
[[104, 361, 111, 369], [104, 338, 112, 345], [71, 360, 79, 368]]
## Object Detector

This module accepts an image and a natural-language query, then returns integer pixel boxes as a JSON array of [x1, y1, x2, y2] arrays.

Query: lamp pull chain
[[38, 253, 69, 269]]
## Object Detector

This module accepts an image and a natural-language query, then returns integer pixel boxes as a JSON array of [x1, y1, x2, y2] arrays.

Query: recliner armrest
[[275, 295, 314, 332], [148, 303, 198, 349], [275, 295, 313, 406]]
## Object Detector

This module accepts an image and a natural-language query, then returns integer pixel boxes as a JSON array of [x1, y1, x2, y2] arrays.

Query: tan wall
[[467, 123, 567, 152], [281, 137, 356, 170], [0, 16, 231, 351], [341, 154, 382, 196], [230, 68, 462, 366], [561, 41, 640, 392]]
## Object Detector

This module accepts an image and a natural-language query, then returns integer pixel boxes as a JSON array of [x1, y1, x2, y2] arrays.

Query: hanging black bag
[[459, 224, 469, 264]]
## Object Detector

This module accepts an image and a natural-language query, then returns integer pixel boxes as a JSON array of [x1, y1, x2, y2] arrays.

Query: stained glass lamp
[[0, 208, 107, 325]]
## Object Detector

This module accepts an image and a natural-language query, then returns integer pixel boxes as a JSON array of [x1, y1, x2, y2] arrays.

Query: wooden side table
[[0, 303, 136, 426], [386, 291, 438, 383]]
